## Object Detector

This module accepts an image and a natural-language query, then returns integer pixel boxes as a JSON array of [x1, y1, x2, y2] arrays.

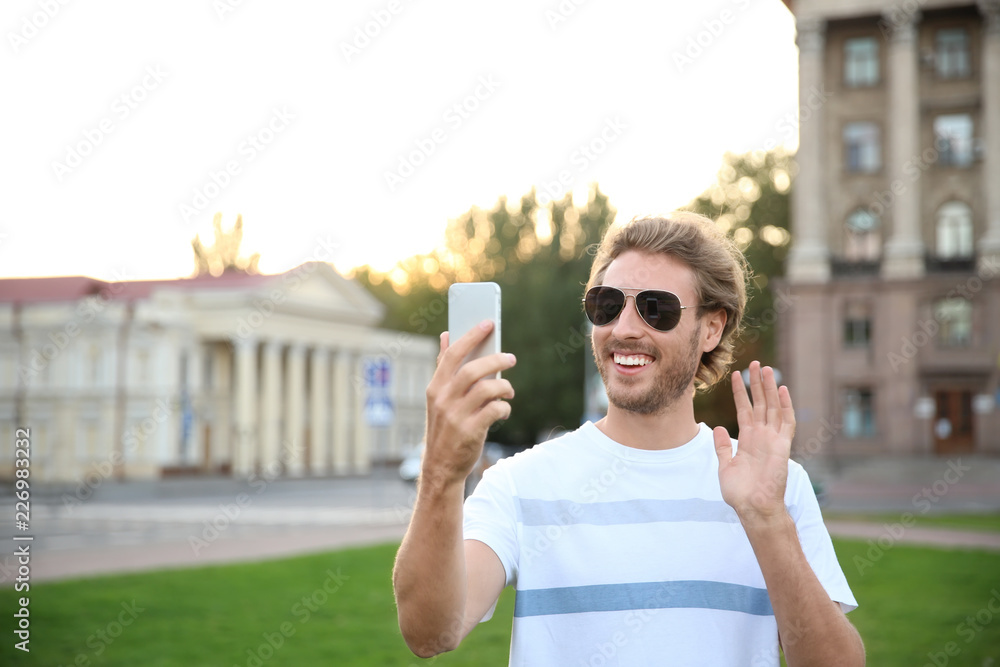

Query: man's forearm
[[742, 512, 865, 667], [393, 475, 468, 658]]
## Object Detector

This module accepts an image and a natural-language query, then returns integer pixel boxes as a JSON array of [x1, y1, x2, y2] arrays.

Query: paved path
[[0, 468, 417, 584], [28, 523, 408, 582], [3, 465, 999, 583], [826, 520, 1000, 551]]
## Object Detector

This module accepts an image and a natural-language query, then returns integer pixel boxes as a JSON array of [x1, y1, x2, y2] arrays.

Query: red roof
[[0, 271, 277, 304]]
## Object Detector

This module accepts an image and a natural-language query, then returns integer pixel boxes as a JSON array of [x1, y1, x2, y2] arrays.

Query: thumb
[[713, 426, 733, 466]]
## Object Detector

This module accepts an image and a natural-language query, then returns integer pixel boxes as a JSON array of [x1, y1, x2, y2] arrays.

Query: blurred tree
[[356, 149, 791, 444], [354, 185, 615, 445], [191, 212, 260, 276], [687, 148, 793, 433]]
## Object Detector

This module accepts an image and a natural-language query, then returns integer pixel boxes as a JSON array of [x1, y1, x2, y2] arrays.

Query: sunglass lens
[[585, 287, 624, 326], [637, 291, 681, 331]]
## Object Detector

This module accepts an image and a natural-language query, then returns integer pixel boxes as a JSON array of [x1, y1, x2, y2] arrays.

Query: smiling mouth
[[613, 353, 654, 367]]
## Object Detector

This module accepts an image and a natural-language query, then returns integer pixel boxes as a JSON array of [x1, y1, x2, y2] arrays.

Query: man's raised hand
[[422, 320, 516, 488], [712, 361, 796, 522]]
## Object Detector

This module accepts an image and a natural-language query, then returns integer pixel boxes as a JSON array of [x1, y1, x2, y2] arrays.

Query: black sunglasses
[[583, 286, 696, 332]]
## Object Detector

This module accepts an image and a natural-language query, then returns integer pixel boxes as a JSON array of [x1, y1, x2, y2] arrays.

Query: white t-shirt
[[463, 421, 857, 667]]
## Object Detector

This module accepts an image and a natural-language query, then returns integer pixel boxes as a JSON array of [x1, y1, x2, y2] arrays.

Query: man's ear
[[701, 309, 727, 353]]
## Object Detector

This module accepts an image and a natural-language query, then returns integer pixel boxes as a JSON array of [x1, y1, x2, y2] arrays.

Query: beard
[[595, 324, 702, 416]]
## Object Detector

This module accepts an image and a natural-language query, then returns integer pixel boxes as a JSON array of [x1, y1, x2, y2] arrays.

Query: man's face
[[591, 250, 710, 416]]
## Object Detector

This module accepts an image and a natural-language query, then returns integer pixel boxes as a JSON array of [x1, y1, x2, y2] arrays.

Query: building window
[[844, 302, 872, 348], [844, 37, 879, 87], [844, 209, 881, 260], [936, 201, 974, 258], [934, 114, 974, 167], [844, 122, 881, 172], [843, 388, 876, 438], [933, 298, 972, 347], [936, 28, 970, 79]]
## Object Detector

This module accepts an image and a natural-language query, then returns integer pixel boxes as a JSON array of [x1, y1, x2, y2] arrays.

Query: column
[[310, 347, 330, 476], [331, 349, 351, 475], [184, 343, 203, 467], [232, 337, 258, 477], [259, 339, 282, 475], [787, 18, 830, 284], [787, 18, 831, 282], [882, 9, 925, 279], [284, 343, 306, 477], [352, 353, 371, 474], [977, 0, 1000, 269]]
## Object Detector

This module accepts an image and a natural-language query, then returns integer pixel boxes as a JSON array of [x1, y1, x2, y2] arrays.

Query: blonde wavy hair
[[586, 212, 749, 391]]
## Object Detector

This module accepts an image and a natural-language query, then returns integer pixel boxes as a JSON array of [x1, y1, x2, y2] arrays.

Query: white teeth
[[614, 354, 651, 367]]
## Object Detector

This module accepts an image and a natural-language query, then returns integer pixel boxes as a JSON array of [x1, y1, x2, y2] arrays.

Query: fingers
[[712, 426, 733, 466], [761, 366, 782, 428], [455, 352, 516, 388], [437, 320, 495, 377], [731, 370, 752, 430], [747, 360, 767, 423], [779, 385, 796, 440], [733, 361, 793, 432]]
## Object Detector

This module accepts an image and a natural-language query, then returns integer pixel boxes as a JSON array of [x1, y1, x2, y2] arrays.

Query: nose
[[611, 294, 645, 339]]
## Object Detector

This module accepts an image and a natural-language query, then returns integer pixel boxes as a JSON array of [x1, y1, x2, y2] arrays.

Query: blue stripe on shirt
[[516, 498, 740, 526], [513, 580, 774, 618]]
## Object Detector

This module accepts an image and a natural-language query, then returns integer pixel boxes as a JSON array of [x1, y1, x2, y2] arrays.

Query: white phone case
[[448, 282, 502, 379]]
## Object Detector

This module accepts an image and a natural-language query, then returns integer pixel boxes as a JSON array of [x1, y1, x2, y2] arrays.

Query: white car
[[398, 443, 424, 482], [399, 442, 507, 491]]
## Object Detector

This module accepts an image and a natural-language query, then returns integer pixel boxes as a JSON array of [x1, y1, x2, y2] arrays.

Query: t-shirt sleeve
[[463, 462, 520, 607], [786, 462, 859, 613]]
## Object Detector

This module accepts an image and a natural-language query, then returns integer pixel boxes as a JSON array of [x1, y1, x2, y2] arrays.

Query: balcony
[[925, 253, 976, 273], [831, 258, 881, 277]]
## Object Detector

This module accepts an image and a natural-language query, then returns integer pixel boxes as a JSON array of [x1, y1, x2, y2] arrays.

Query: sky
[[1, 0, 799, 282]]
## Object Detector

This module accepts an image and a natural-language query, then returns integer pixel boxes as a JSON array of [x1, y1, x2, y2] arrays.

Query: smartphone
[[448, 282, 502, 379]]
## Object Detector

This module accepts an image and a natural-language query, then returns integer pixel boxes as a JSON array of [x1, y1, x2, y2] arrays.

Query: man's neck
[[595, 397, 700, 451]]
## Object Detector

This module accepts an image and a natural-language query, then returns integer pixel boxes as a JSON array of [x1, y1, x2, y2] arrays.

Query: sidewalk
[[30, 523, 408, 583], [825, 521, 1000, 552], [6, 459, 999, 583]]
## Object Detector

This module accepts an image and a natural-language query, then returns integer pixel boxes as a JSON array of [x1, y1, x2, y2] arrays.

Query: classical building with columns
[[0, 263, 437, 482], [779, 0, 1000, 458]]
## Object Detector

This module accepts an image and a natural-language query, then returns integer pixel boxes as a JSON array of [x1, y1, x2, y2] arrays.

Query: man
[[393, 213, 864, 666]]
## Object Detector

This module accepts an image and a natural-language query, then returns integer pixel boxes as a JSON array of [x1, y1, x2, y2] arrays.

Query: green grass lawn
[[2, 539, 999, 666]]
